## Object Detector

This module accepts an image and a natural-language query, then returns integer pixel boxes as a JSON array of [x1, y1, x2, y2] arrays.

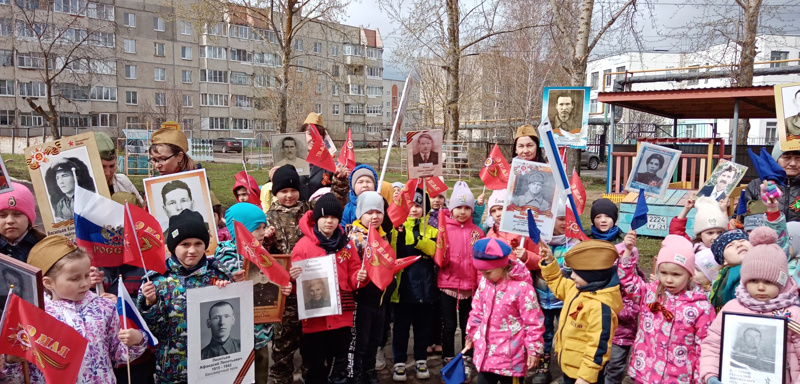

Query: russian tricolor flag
[[116, 279, 158, 347], [74, 186, 125, 267]]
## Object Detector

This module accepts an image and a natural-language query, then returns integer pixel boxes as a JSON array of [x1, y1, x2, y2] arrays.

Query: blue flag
[[441, 353, 466, 384], [748, 148, 786, 186], [527, 209, 541, 245], [735, 189, 748, 216], [631, 189, 649, 230]]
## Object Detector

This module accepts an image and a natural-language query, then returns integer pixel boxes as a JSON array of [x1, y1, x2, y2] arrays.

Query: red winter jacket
[[292, 210, 365, 333], [437, 211, 484, 292]]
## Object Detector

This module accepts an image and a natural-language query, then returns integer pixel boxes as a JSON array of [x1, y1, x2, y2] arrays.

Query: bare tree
[[136, 82, 193, 127]]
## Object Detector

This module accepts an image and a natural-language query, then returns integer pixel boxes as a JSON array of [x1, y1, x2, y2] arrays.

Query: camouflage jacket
[[263, 201, 313, 254]]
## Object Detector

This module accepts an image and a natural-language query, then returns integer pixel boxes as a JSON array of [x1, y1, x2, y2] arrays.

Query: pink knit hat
[[656, 235, 696, 275], [0, 182, 36, 224], [741, 226, 790, 289]]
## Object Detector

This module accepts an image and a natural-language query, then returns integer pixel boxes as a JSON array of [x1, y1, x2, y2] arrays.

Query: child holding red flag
[[0, 182, 44, 263]]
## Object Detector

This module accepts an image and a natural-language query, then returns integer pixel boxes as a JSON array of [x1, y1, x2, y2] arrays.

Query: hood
[[299, 210, 318, 242], [347, 164, 378, 202], [584, 273, 624, 314], [507, 259, 531, 282], [677, 284, 716, 303], [233, 174, 260, 197]]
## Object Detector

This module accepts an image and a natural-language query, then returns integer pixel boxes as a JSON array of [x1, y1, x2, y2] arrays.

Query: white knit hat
[[694, 248, 722, 283], [692, 196, 728, 236], [487, 190, 506, 210]]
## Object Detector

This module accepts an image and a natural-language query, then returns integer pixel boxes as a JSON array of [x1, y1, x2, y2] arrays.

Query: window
[[182, 118, 194, 130], [89, 59, 115, 75], [232, 118, 251, 130], [615, 66, 626, 81], [316, 83, 322, 94], [123, 39, 135, 53], [254, 75, 276, 88], [315, 62, 322, 70], [367, 105, 381, 115], [90, 86, 117, 101], [367, 86, 382, 97], [314, 42, 322, 53], [200, 69, 227, 83], [182, 70, 192, 83], [343, 44, 364, 56], [332, 65, 340, 77], [0, 80, 13, 96], [199, 46, 226, 60], [0, 110, 13, 126], [200, 93, 229, 106], [230, 49, 251, 62], [366, 124, 381, 133], [125, 90, 137, 105], [87, 2, 113, 20], [205, 22, 226, 36], [91, 113, 116, 127], [15, 21, 48, 40], [205, 117, 229, 130], [345, 104, 363, 114], [590, 99, 598, 113], [123, 12, 135, 27], [331, 45, 338, 56], [687, 65, 700, 86], [367, 48, 381, 60], [230, 25, 250, 40], [350, 124, 364, 133], [233, 94, 251, 108], [349, 84, 364, 95], [332, 84, 339, 96], [332, 104, 339, 115], [313, 103, 321, 113], [771, 51, 789, 67], [0, 18, 10, 37], [17, 53, 47, 69], [254, 52, 280, 67], [181, 46, 192, 60], [154, 67, 166, 82], [125, 65, 136, 79], [294, 39, 302, 51], [19, 113, 43, 127], [590, 71, 599, 89], [297, 60, 304, 72], [154, 92, 165, 106], [54, 0, 85, 15], [89, 31, 114, 47], [57, 83, 88, 101], [180, 21, 191, 35], [59, 114, 88, 127], [153, 17, 165, 32], [154, 42, 165, 56], [230, 71, 250, 85], [182, 94, 193, 107], [603, 69, 612, 87], [18, 81, 46, 97], [766, 121, 777, 143]]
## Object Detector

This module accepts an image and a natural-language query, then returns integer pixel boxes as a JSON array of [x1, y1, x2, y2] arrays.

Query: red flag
[[306, 124, 336, 172], [0, 295, 88, 384], [433, 209, 448, 267], [234, 171, 262, 208], [479, 144, 511, 190], [565, 207, 589, 241], [123, 203, 166, 275], [570, 169, 586, 215], [338, 128, 356, 171], [234, 221, 291, 287], [393, 255, 421, 274], [424, 177, 448, 197], [388, 179, 420, 227], [364, 226, 396, 290]]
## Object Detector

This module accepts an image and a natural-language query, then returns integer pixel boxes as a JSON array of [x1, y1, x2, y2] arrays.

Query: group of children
[[3, 125, 800, 384]]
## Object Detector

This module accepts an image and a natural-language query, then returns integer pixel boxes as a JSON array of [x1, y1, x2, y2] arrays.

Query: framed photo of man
[[500, 159, 558, 241], [774, 82, 800, 152], [0, 254, 44, 311], [625, 143, 681, 199], [142, 169, 218, 256], [24, 132, 110, 237], [244, 255, 290, 324], [541, 86, 591, 149], [295, 254, 341, 320], [187, 282, 255, 384], [696, 161, 748, 202], [0, 154, 12, 194], [406, 130, 443, 179], [271, 133, 310, 176], [720, 313, 786, 384]]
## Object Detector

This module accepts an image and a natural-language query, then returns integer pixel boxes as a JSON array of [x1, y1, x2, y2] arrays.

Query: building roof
[[596, 86, 777, 119]]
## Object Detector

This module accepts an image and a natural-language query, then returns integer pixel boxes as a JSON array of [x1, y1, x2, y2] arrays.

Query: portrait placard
[[24, 132, 111, 237], [187, 281, 255, 384], [0, 254, 44, 310], [0, 153, 13, 194], [500, 159, 558, 241], [720, 313, 786, 384], [625, 143, 681, 199], [271, 133, 310, 176], [143, 169, 218, 256], [695, 161, 748, 202], [244, 255, 290, 324], [406, 130, 443, 179], [541, 86, 591, 149], [774, 83, 800, 152], [295, 254, 341, 320]]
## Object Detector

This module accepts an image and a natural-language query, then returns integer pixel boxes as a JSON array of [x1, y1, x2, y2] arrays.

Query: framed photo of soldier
[[142, 169, 218, 256], [774, 82, 800, 152], [625, 143, 681, 199], [295, 254, 341, 320], [244, 255, 290, 324], [406, 130, 443, 179], [0, 154, 12, 194], [541, 86, 591, 149], [695, 161, 748, 202], [0, 254, 44, 311], [271, 133, 310, 176], [720, 313, 786, 384], [186, 281, 255, 384], [24, 132, 110, 237], [500, 159, 558, 241]]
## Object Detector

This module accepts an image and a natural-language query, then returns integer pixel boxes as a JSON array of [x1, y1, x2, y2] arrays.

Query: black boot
[[365, 370, 380, 384]]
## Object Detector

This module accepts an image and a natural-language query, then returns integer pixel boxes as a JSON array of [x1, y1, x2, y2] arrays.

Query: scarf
[[576, 268, 619, 292], [314, 226, 348, 253], [710, 265, 741, 310], [548, 234, 567, 246], [591, 225, 620, 242], [734, 279, 800, 312]]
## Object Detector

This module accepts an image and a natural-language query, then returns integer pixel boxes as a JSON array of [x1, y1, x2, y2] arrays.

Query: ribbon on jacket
[[648, 301, 674, 322]]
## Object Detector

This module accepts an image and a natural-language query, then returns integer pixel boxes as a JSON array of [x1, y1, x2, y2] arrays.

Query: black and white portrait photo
[[626, 143, 681, 198], [541, 86, 590, 149], [250, 266, 280, 308], [303, 278, 330, 309], [730, 326, 775, 373], [271, 133, 310, 176], [720, 313, 786, 384], [696, 161, 748, 202], [43, 156, 96, 223], [406, 130, 443, 179], [247, 256, 289, 324], [294, 254, 341, 320], [0, 254, 44, 310], [499, 158, 558, 241], [200, 299, 242, 360], [775, 83, 800, 152], [511, 171, 555, 213]]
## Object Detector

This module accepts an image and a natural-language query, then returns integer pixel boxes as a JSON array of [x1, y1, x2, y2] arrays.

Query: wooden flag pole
[[125, 203, 151, 283], [6, 286, 30, 384], [119, 276, 133, 384]]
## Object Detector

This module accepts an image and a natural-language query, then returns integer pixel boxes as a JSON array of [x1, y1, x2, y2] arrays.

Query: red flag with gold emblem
[[234, 170, 262, 208], [479, 144, 511, 190], [234, 220, 291, 287], [306, 124, 336, 172], [393, 256, 421, 274], [424, 176, 448, 197], [123, 203, 166, 274], [364, 226, 396, 290], [570, 169, 586, 215], [565, 207, 589, 241], [338, 128, 356, 171], [0, 294, 88, 384], [433, 209, 448, 267], [388, 179, 420, 227]]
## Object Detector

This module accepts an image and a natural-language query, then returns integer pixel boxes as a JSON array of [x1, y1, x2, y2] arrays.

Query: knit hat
[[28, 235, 79, 275], [94, 132, 116, 161], [0, 182, 36, 225], [514, 124, 539, 141], [304, 112, 324, 127], [449, 181, 475, 210], [711, 229, 749, 265], [351, 167, 376, 189], [555, 198, 567, 218], [772, 141, 784, 161], [271, 164, 301, 194], [787, 222, 800, 257], [692, 196, 728, 235], [487, 190, 506, 210], [225, 202, 267, 241], [313, 193, 343, 222], [392, 182, 404, 189], [472, 238, 512, 270], [356, 191, 385, 219], [741, 226, 790, 288], [412, 188, 431, 214], [656, 235, 696, 275], [564, 240, 618, 270], [695, 248, 722, 283], [590, 198, 618, 224], [151, 127, 189, 152], [166, 210, 210, 255], [310, 187, 331, 202]]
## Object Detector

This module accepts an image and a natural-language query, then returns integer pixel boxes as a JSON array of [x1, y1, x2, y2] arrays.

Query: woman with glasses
[[148, 127, 197, 175]]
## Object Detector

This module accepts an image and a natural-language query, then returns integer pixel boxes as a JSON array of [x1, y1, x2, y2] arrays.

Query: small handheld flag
[[123, 202, 166, 275], [234, 221, 291, 287], [364, 226, 396, 290], [479, 144, 511, 190], [735, 189, 748, 216], [631, 189, 649, 230], [338, 128, 356, 171], [527, 209, 541, 245], [440, 353, 466, 384], [433, 209, 449, 267], [306, 124, 337, 172], [117, 279, 158, 347], [393, 256, 421, 274]]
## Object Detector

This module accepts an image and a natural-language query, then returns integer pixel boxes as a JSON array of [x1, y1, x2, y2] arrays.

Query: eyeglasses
[[149, 153, 175, 164]]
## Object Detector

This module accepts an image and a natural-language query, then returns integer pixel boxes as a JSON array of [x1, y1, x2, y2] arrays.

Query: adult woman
[[299, 112, 349, 205], [514, 124, 545, 162], [148, 127, 196, 175], [44, 157, 95, 222]]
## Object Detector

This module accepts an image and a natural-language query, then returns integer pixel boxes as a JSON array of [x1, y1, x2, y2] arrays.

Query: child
[[391, 188, 438, 382], [343, 164, 378, 225], [0, 182, 45, 262], [438, 181, 484, 377], [618, 234, 716, 383], [539, 240, 623, 384], [484, 190, 540, 270], [465, 238, 545, 383], [138, 210, 233, 383], [587, 198, 624, 244], [232, 173, 260, 205], [693, 248, 721, 292], [287, 193, 366, 384], [670, 196, 727, 251], [427, 188, 447, 229], [3, 235, 148, 382], [701, 226, 800, 384]]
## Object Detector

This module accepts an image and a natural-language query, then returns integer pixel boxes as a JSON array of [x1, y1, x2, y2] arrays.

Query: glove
[[707, 377, 721, 384], [415, 237, 436, 256]]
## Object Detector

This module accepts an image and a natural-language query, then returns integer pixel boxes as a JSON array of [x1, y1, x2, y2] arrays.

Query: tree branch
[[587, 0, 636, 54]]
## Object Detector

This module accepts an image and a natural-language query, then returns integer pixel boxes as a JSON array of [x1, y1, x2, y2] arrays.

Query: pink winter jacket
[[618, 254, 716, 384], [613, 243, 644, 347], [438, 212, 485, 291], [466, 259, 545, 377], [700, 298, 800, 384]]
